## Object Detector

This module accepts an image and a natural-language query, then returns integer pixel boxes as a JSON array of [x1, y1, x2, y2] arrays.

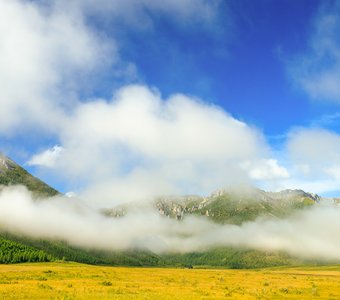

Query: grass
[[1, 262, 340, 299]]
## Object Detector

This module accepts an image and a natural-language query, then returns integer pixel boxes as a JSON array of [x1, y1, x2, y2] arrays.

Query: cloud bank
[[45, 84, 274, 205], [1, 185, 340, 261]]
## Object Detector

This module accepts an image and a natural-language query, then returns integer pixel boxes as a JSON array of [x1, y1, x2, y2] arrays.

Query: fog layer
[[1, 186, 339, 260]]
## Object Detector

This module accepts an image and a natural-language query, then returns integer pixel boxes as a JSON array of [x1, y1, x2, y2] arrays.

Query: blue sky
[[2, 0, 340, 202], [118, 0, 317, 133]]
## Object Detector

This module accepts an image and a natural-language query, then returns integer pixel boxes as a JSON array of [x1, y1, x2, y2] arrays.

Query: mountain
[[0, 153, 58, 198]]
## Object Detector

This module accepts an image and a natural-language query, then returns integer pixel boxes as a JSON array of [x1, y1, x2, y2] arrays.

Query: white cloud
[[289, 2, 340, 102], [27, 145, 64, 168], [241, 159, 290, 181], [47, 85, 269, 205], [324, 165, 340, 181], [281, 128, 340, 194], [0, 0, 114, 134], [287, 128, 340, 168]]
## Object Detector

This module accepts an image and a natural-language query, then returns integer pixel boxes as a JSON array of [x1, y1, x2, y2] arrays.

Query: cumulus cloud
[[289, 1, 340, 102], [42, 85, 268, 205], [0, 0, 115, 134], [27, 145, 64, 168], [241, 159, 290, 181], [1, 185, 340, 260]]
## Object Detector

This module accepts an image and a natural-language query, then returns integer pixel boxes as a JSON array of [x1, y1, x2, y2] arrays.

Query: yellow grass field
[[1, 262, 340, 299]]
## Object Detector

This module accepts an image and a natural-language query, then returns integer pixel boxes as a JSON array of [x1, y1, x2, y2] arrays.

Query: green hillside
[[0, 232, 162, 266], [154, 188, 318, 225], [0, 154, 58, 198], [191, 192, 315, 225], [0, 231, 309, 268]]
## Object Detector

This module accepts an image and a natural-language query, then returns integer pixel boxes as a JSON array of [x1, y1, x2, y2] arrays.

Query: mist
[[1, 185, 340, 261]]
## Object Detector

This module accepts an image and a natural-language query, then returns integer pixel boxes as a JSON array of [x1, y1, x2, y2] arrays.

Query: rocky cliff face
[[0, 155, 16, 173], [153, 187, 320, 223]]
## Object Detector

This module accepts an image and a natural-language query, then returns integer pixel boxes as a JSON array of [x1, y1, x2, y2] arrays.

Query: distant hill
[[104, 187, 320, 225], [0, 153, 58, 198], [161, 188, 319, 224]]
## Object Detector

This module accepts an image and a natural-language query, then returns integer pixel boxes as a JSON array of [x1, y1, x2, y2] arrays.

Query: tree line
[[0, 238, 53, 264]]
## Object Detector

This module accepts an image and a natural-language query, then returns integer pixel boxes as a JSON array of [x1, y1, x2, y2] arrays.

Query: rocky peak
[[0, 154, 15, 173]]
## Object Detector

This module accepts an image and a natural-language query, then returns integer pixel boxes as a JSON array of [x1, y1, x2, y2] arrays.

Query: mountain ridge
[[103, 186, 321, 225]]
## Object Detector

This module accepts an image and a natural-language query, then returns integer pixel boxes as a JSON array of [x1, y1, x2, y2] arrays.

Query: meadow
[[0, 262, 340, 299]]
